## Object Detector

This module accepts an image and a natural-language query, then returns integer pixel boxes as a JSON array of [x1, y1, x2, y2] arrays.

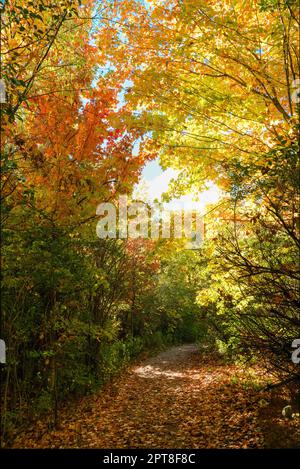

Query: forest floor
[[12, 344, 300, 448]]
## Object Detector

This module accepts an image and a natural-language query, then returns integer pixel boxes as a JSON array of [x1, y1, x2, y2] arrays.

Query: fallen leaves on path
[[12, 345, 300, 448]]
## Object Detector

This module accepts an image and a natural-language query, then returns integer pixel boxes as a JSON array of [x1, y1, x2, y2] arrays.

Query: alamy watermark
[[291, 79, 300, 104], [0, 339, 6, 364], [96, 195, 204, 249], [0, 79, 7, 104], [291, 339, 300, 365]]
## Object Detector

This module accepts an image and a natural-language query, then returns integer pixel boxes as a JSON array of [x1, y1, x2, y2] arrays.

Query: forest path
[[13, 343, 279, 448]]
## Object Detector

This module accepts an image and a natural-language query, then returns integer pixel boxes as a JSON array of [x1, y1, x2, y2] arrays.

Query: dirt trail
[[12, 344, 299, 448]]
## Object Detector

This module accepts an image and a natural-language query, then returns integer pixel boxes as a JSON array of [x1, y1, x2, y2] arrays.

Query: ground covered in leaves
[[12, 344, 300, 448]]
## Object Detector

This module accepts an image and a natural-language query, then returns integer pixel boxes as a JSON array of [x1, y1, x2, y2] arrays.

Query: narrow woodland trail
[[12, 344, 299, 448]]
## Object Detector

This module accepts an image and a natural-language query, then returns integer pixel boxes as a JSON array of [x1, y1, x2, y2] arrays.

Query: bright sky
[[112, 64, 221, 214], [134, 158, 221, 214]]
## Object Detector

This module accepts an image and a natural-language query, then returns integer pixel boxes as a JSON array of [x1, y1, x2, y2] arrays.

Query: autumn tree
[[94, 0, 300, 385], [0, 0, 155, 442]]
